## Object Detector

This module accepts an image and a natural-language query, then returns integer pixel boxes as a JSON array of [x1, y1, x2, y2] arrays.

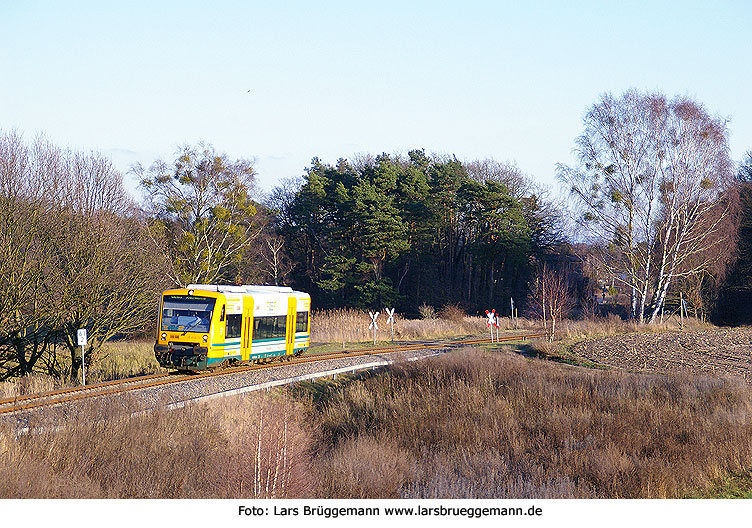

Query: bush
[[438, 304, 465, 322], [418, 304, 436, 320]]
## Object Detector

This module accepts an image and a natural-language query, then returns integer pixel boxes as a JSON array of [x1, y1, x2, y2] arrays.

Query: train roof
[[186, 284, 306, 295]]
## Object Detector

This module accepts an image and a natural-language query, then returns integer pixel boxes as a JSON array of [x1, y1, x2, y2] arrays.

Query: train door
[[241, 296, 254, 361], [285, 296, 297, 355]]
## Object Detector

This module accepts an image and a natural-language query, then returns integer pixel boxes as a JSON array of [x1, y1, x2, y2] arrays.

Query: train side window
[[220, 304, 225, 322], [226, 314, 242, 338], [253, 317, 271, 340], [252, 316, 286, 340], [296, 311, 308, 333]]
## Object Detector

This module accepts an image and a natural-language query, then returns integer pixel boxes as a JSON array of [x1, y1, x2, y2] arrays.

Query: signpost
[[77, 328, 87, 386], [385, 308, 396, 343], [369, 311, 379, 345], [680, 293, 686, 327]]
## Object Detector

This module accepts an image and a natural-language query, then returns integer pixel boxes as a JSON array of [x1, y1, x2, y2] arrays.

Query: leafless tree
[[673, 186, 740, 320], [558, 90, 735, 323], [527, 264, 572, 341], [0, 132, 59, 377], [46, 208, 169, 381], [0, 130, 169, 381], [465, 158, 529, 197], [260, 236, 293, 286]]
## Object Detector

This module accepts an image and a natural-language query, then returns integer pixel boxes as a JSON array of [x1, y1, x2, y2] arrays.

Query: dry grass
[[438, 304, 468, 322], [93, 339, 164, 381], [309, 349, 752, 498], [558, 314, 712, 341], [310, 308, 490, 343], [0, 374, 60, 399], [0, 340, 163, 399], [0, 392, 314, 498]]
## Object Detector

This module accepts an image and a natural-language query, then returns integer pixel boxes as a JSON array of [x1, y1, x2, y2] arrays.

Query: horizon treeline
[[270, 150, 563, 315]]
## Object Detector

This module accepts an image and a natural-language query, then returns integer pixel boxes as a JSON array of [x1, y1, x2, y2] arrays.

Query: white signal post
[[369, 311, 379, 345], [385, 308, 396, 343], [77, 328, 87, 385]]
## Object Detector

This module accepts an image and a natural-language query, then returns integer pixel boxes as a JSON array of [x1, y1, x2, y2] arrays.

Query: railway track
[[0, 331, 544, 416]]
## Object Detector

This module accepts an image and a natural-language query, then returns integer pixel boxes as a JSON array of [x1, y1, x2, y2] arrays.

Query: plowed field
[[571, 328, 752, 381]]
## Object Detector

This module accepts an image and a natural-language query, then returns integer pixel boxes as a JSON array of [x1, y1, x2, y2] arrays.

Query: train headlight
[[161, 333, 167, 340], [202, 335, 208, 343]]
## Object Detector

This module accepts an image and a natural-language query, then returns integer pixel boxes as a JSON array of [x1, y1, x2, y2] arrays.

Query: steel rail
[[0, 372, 173, 407], [0, 331, 544, 415]]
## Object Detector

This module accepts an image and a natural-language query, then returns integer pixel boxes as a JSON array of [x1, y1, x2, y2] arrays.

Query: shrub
[[418, 304, 436, 320], [438, 304, 465, 322]]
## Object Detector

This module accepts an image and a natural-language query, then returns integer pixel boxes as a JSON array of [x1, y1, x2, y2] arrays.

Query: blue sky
[[2, 1, 751, 198]]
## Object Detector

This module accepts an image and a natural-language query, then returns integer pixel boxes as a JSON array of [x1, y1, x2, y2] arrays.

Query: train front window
[[161, 295, 216, 333]]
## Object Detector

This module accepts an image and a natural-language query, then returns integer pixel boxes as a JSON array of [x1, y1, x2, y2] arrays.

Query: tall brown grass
[[93, 340, 165, 381], [0, 340, 164, 399], [557, 314, 712, 340], [0, 374, 60, 399], [310, 349, 752, 498], [310, 308, 706, 347], [0, 393, 314, 498], [310, 308, 515, 343]]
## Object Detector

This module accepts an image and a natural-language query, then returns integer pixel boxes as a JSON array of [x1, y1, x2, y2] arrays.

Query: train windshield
[[161, 295, 216, 333]]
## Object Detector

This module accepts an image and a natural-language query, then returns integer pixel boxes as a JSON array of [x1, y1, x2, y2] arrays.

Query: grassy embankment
[[2, 339, 751, 498]]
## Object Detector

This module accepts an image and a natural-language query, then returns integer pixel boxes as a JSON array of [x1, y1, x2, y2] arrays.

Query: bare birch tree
[[261, 236, 292, 286], [558, 90, 734, 322], [527, 264, 571, 341]]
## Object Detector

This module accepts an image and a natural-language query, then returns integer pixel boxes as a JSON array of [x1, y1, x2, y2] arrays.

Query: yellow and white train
[[154, 284, 310, 371]]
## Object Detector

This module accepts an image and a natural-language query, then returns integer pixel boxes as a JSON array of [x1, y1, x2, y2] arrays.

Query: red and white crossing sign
[[485, 309, 498, 343]]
